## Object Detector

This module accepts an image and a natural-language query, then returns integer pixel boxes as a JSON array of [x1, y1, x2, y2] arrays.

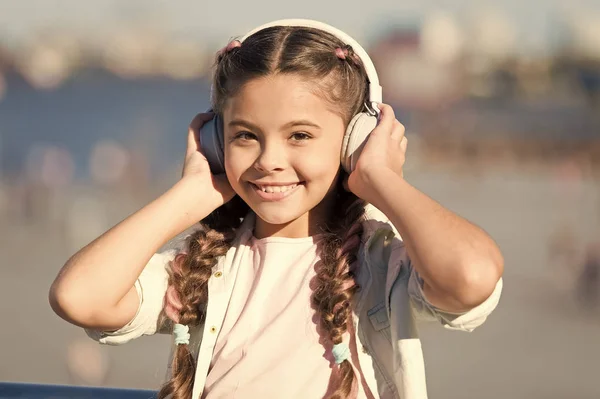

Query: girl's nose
[[253, 143, 286, 173]]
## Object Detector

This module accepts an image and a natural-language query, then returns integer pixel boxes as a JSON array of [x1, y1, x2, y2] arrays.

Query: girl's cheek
[[226, 150, 247, 175]]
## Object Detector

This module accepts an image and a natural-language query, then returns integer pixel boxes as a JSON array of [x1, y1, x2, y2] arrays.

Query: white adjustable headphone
[[199, 19, 382, 175]]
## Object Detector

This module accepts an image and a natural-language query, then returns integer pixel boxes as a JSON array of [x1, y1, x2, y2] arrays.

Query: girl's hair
[[158, 25, 370, 399]]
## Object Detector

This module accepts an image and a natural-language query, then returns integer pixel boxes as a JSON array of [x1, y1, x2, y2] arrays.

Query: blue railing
[[0, 382, 158, 398]]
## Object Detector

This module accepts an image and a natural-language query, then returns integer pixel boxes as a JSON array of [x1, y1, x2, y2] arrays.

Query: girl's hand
[[347, 104, 407, 201], [182, 112, 235, 210]]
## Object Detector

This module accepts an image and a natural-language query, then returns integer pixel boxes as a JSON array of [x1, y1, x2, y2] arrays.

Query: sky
[[0, 0, 599, 52]]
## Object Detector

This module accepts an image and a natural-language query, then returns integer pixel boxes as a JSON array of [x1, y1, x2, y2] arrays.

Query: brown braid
[[157, 198, 248, 399], [313, 187, 367, 398]]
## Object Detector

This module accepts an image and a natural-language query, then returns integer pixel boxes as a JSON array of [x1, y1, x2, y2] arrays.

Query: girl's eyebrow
[[228, 118, 261, 131], [281, 120, 322, 130], [228, 118, 321, 131]]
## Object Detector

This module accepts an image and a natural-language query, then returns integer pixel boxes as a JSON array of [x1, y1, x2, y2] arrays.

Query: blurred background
[[1, 0, 600, 398]]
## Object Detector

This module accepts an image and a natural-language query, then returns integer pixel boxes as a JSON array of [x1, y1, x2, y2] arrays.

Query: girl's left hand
[[346, 103, 407, 199]]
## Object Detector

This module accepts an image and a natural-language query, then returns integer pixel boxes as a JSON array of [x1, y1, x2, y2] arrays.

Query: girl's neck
[[253, 213, 319, 239], [253, 194, 337, 239]]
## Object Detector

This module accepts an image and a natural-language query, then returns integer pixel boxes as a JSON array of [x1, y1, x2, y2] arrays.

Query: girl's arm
[[348, 104, 503, 313], [49, 113, 234, 331], [362, 169, 503, 312], [49, 176, 214, 331]]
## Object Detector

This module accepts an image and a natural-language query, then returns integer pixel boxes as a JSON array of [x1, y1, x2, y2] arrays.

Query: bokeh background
[[1, 1, 600, 398]]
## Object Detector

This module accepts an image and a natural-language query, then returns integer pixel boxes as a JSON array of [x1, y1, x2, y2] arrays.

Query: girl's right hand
[[182, 112, 236, 210]]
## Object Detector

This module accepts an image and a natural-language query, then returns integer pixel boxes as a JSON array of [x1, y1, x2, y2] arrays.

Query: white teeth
[[258, 184, 298, 193]]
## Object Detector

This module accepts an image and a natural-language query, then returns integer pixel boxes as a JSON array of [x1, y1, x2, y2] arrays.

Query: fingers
[[400, 136, 408, 152], [186, 129, 199, 159], [391, 119, 406, 142], [189, 112, 215, 132], [374, 104, 406, 141], [372, 103, 395, 136], [399, 136, 408, 178]]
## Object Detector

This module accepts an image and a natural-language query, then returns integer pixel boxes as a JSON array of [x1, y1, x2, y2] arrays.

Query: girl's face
[[223, 74, 346, 238]]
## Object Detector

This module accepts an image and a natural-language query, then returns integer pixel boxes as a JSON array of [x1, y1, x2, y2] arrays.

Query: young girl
[[50, 20, 503, 399]]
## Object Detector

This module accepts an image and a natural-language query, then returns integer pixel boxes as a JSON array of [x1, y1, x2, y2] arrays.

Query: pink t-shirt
[[203, 235, 375, 399]]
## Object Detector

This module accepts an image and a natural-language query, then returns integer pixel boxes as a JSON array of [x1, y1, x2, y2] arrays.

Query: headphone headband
[[239, 19, 382, 108]]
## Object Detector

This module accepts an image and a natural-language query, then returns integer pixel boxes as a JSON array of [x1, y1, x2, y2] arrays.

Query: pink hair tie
[[335, 47, 349, 60], [164, 285, 183, 323], [219, 40, 242, 56]]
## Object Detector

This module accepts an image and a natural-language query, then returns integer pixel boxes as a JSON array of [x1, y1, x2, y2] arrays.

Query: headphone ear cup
[[341, 113, 378, 173], [198, 114, 226, 174]]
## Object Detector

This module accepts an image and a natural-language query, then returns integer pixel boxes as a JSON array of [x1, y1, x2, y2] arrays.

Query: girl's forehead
[[224, 75, 344, 122], [234, 75, 319, 103]]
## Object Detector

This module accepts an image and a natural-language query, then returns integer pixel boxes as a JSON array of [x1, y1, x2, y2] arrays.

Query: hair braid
[[158, 198, 248, 399], [312, 189, 367, 398]]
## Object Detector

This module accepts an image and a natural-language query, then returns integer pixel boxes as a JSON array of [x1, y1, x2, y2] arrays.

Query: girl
[[49, 20, 503, 399]]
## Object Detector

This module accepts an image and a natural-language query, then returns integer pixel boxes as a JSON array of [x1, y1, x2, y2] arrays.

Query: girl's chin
[[253, 209, 304, 226]]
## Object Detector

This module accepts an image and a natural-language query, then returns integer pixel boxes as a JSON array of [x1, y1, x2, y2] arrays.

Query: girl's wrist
[[350, 166, 402, 205], [168, 177, 218, 230]]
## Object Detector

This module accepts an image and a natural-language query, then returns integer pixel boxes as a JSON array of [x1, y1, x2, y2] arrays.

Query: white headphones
[[199, 19, 382, 174]]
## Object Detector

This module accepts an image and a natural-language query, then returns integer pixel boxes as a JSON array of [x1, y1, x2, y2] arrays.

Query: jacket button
[[214, 271, 223, 278], [210, 326, 217, 334]]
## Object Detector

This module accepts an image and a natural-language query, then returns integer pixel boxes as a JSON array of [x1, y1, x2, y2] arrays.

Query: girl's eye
[[234, 131, 257, 141], [290, 132, 312, 141]]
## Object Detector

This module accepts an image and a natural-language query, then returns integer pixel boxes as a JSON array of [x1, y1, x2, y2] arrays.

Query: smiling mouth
[[254, 183, 298, 193], [249, 182, 304, 201]]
